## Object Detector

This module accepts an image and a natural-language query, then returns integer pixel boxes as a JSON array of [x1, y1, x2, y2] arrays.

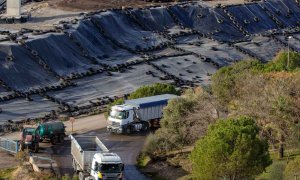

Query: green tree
[[190, 117, 272, 180], [128, 83, 179, 99]]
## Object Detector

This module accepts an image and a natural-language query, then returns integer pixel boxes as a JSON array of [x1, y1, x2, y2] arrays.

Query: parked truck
[[107, 94, 178, 134], [70, 135, 124, 180]]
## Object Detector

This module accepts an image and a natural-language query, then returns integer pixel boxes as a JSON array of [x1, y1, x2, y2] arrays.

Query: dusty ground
[[204, 0, 245, 6], [0, 152, 18, 169], [0, 1, 79, 30], [52, 0, 247, 10], [0, 114, 107, 140], [53, 0, 161, 11]]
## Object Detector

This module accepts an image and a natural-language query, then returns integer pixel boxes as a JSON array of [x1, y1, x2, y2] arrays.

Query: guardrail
[[0, 137, 19, 154]]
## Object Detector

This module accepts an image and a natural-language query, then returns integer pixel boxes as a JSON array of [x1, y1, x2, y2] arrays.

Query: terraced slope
[[0, 0, 299, 125]]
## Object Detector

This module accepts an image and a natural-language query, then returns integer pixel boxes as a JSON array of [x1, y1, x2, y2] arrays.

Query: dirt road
[[55, 114, 149, 179], [0, 114, 107, 140], [53, 129, 149, 180], [0, 114, 149, 179]]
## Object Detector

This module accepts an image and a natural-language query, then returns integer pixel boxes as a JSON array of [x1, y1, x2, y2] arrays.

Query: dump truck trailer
[[70, 135, 124, 180], [107, 94, 178, 134]]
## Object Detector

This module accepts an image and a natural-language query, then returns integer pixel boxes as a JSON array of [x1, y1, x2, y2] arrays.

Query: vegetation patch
[[140, 51, 300, 179], [137, 153, 151, 168], [0, 167, 17, 180]]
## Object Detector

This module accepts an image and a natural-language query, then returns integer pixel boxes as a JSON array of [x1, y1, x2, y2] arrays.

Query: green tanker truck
[[36, 121, 66, 144]]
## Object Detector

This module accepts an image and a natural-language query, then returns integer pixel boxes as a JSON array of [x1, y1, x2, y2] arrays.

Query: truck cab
[[19, 126, 40, 153], [90, 153, 124, 180], [107, 105, 139, 134]]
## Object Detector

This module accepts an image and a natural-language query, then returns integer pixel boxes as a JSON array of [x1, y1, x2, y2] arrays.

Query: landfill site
[[0, 0, 299, 126], [0, 0, 300, 179]]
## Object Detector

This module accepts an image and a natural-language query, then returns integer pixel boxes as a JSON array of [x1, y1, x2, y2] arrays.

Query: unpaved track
[[0, 114, 148, 179], [0, 152, 18, 169], [53, 129, 149, 180], [55, 114, 149, 180]]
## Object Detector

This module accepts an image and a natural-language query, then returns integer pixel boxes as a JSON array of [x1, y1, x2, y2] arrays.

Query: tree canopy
[[190, 117, 272, 180], [128, 83, 179, 99]]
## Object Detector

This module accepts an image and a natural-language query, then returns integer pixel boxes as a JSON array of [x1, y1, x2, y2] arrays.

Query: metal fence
[[0, 137, 18, 154]]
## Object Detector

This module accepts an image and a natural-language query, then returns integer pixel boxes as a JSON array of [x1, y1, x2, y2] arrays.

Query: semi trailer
[[70, 135, 124, 180], [107, 94, 178, 134]]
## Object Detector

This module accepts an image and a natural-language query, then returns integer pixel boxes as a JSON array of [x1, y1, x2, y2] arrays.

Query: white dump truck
[[107, 94, 178, 134], [70, 135, 124, 180]]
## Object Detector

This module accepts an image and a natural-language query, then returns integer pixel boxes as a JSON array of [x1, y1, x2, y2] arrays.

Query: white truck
[[107, 94, 178, 134], [70, 135, 124, 180]]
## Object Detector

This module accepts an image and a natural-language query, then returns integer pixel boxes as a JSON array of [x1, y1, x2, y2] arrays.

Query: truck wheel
[[72, 159, 77, 172], [79, 172, 86, 180], [142, 122, 149, 132], [58, 134, 64, 143], [126, 127, 131, 134], [51, 137, 58, 145], [33, 143, 39, 153]]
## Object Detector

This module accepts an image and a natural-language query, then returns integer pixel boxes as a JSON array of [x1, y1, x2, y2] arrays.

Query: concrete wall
[[6, 0, 21, 16]]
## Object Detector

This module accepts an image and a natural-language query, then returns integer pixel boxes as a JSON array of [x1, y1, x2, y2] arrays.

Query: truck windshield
[[24, 128, 35, 135], [100, 164, 123, 173], [110, 110, 126, 119]]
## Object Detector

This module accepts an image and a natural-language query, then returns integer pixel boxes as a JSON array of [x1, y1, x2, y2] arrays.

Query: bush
[[211, 59, 262, 107], [143, 88, 218, 156], [212, 51, 300, 108], [0, 167, 17, 179], [190, 116, 272, 179], [128, 83, 179, 99], [265, 51, 300, 72], [284, 157, 300, 180]]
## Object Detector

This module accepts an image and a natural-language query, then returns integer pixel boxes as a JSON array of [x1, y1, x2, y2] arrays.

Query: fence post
[[15, 141, 19, 153]]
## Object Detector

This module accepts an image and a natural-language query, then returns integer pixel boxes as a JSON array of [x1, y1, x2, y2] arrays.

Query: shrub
[[284, 157, 300, 180], [143, 88, 218, 156], [211, 59, 262, 107], [265, 51, 300, 72], [128, 83, 179, 99]]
